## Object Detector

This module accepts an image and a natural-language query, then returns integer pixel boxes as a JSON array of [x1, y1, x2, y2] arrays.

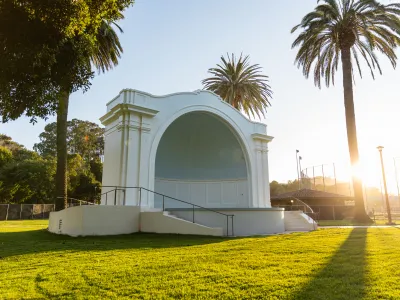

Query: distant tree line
[[0, 119, 103, 204], [270, 178, 392, 211]]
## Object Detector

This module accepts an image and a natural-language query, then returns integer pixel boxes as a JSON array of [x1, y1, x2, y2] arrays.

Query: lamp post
[[299, 156, 303, 189], [393, 157, 400, 207], [377, 146, 394, 225], [296, 150, 300, 189]]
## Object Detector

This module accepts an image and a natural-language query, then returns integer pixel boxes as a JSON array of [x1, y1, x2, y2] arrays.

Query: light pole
[[393, 157, 400, 207], [296, 150, 300, 189], [377, 146, 394, 225], [299, 156, 303, 189]]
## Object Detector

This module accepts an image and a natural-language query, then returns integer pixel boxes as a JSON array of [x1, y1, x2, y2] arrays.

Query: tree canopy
[[0, 0, 133, 122], [34, 119, 104, 161], [0, 125, 103, 204], [291, 0, 400, 88], [202, 54, 273, 119]]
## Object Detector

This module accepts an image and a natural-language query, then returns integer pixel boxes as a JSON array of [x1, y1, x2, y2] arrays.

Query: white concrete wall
[[154, 178, 249, 208], [140, 211, 223, 236], [168, 209, 285, 236], [48, 206, 83, 236], [100, 89, 274, 208], [48, 206, 140, 237]]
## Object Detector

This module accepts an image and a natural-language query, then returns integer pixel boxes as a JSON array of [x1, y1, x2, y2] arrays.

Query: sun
[[351, 161, 381, 188]]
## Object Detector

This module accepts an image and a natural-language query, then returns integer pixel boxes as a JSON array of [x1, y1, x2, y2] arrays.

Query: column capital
[[100, 103, 159, 127]]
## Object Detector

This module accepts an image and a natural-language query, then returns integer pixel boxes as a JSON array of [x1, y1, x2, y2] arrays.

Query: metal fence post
[[162, 195, 165, 211], [192, 205, 195, 223], [114, 189, 117, 206], [31, 205, 33, 219], [226, 216, 229, 236], [42, 204, 44, 219], [332, 205, 336, 220], [231, 216, 234, 236], [5, 204, 9, 221], [20, 203, 22, 220]]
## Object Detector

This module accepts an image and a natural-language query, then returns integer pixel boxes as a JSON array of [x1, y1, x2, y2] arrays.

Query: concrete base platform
[[48, 205, 141, 236], [166, 207, 285, 236], [48, 206, 314, 237], [49, 206, 223, 237]]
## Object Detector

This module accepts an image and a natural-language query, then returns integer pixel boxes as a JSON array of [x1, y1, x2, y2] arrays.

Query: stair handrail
[[56, 197, 96, 206], [100, 185, 235, 236], [100, 188, 126, 205], [274, 196, 319, 230]]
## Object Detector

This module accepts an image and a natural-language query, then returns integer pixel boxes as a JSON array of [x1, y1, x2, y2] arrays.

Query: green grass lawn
[[318, 219, 397, 226], [1, 221, 400, 299]]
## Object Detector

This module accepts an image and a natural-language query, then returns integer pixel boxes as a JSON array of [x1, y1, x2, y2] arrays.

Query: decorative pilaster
[[100, 104, 158, 206], [252, 134, 273, 208]]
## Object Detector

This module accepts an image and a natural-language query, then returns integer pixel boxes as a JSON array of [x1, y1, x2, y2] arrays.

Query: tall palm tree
[[291, 0, 400, 221], [55, 20, 123, 210], [202, 54, 273, 119]]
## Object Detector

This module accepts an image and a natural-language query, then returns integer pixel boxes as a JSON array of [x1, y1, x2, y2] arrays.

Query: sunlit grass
[[1, 221, 400, 299], [318, 219, 397, 226]]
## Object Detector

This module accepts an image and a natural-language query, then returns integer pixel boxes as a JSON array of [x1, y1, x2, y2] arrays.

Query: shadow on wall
[[291, 228, 367, 300], [0, 228, 246, 259]]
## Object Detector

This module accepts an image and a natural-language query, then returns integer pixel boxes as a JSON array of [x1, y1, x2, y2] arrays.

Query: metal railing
[[100, 189, 126, 205], [273, 196, 319, 230], [101, 186, 235, 236], [56, 197, 97, 206]]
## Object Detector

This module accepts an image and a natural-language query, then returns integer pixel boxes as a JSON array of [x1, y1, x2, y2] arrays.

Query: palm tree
[[202, 54, 273, 119], [291, 0, 400, 222], [55, 20, 123, 210]]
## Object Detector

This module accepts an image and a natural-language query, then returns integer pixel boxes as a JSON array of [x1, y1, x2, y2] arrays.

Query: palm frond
[[202, 54, 272, 119], [91, 18, 124, 73], [291, 0, 400, 87]]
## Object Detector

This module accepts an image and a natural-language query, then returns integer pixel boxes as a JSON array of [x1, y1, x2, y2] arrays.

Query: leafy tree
[[0, 134, 101, 204], [0, 134, 39, 161], [34, 119, 104, 161], [291, 0, 400, 222], [0, 146, 12, 168], [202, 54, 273, 118], [270, 180, 304, 196], [0, 1, 133, 210], [0, 134, 23, 153], [90, 158, 103, 182], [67, 154, 100, 202], [0, 159, 56, 204], [270, 181, 287, 197]]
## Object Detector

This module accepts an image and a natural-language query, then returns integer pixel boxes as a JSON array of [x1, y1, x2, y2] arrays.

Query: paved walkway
[[319, 225, 400, 229]]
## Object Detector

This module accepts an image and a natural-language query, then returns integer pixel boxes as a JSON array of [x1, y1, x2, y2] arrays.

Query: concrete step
[[284, 211, 317, 232], [141, 211, 223, 236]]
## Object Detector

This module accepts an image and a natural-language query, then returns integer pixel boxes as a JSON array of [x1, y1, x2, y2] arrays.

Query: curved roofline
[[108, 88, 267, 127]]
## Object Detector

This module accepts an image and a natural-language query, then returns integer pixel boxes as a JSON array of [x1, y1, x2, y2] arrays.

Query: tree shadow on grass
[[0, 228, 242, 259], [291, 228, 367, 300]]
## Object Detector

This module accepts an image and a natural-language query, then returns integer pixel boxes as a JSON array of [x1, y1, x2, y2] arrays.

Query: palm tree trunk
[[55, 90, 70, 211], [341, 47, 370, 222]]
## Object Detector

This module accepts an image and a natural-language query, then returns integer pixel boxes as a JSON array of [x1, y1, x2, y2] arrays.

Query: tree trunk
[[341, 48, 371, 222], [55, 90, 70, 211]]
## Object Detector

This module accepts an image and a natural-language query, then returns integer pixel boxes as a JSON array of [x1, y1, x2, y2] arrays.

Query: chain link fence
[[0, 204, 55, 220], [0, 202, 92, 221]]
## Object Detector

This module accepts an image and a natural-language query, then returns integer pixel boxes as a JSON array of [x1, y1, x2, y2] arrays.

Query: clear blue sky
[[2, 0, 400, 191]]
